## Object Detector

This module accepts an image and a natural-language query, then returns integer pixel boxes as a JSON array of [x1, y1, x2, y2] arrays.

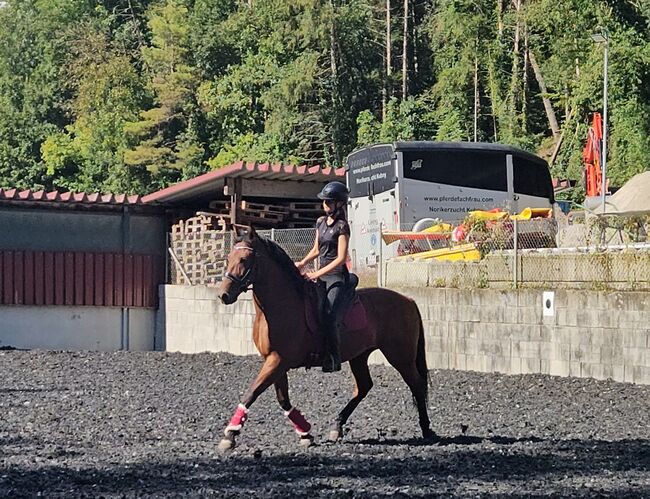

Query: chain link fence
[[169, 226, 316, 286], [379, 213, 650, 290], [167, 211, 650, 290]]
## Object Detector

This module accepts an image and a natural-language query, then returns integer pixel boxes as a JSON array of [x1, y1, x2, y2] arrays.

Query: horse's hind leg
[[274, 372, 314, 447], [389, 362, 437, 441], [219, 352, 285, 451], [329, 351, 373, 442]]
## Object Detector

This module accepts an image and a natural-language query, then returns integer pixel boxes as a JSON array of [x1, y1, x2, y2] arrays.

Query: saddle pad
[[343, 295, 368, 331], [305, 290, 368, 334]]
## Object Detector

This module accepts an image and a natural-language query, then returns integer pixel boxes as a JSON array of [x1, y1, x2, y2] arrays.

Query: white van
[[346, 141, 555, 269]]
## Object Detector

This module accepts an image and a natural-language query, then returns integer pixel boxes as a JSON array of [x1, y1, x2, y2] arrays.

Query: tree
[[0, 0, 82, 189], [41, 18, 150, 193], [124, 0, 204, 186]]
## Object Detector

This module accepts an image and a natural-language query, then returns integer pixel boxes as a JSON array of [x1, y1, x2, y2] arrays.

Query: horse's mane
[[252, 235, 307, 297]]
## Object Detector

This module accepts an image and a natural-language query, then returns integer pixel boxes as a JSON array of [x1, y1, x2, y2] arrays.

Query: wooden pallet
[[241, 201, 289, 214], [285, 221, 316, 229], [287, 218, 317, 227], [289, 209, 322, 218], [239, 214, 284, 227], [170, 214, 231, 285], [240, 208, 285, 221], [289, 201, 321, 210]]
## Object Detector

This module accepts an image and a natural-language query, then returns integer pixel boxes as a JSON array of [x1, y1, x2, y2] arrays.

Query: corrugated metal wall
[[0, 205, 166, 309], [0, 250, 162, 308]]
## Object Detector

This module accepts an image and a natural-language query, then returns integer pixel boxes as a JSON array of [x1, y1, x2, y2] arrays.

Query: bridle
[[224, 243, 256, 293]]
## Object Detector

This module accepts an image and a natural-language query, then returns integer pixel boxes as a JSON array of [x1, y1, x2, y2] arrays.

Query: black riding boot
[[320, 273, 347, 373], [322, 318, 342, 373]]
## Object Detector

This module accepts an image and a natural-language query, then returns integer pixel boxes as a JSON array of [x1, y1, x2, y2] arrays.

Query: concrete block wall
[[402, 287, 650, 384], [157, 285, 257, 355], [159, 285, 650, 385]]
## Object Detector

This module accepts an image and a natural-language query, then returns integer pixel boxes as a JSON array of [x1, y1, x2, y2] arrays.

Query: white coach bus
[[345, 141, 555, 269]]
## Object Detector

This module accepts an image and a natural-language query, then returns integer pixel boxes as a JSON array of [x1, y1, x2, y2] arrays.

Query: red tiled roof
[[0, 188, 143, 205], [142, 161, 345, 204]]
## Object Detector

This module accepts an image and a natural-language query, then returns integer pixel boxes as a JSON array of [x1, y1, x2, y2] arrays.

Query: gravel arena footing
[[1, 351, 649, 498]]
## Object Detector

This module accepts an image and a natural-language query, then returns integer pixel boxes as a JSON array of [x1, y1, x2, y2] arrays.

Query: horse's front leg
[[219, 352, 285, 451], [274, 372, 314, 447]]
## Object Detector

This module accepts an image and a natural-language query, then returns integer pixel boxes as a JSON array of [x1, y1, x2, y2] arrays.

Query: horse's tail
[[414, 302, 430, 403]]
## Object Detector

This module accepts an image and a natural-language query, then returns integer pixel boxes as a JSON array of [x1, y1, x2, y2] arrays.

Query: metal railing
[[167, 212, 650, 290], [377, 213, 650, 290]]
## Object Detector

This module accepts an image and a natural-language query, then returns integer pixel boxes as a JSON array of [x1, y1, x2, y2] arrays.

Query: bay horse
[[217, 226, 437, 450]]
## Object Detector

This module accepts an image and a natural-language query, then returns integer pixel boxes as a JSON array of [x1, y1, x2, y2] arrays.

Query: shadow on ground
[[1, 437, 648, 497]]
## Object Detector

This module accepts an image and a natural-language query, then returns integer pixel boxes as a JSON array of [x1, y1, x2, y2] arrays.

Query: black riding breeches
[[319, 272, 348, 327]]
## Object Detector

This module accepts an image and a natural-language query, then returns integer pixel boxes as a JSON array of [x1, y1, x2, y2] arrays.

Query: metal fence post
[[165, 232, 170, 284], [378, 226, 383, 287], [270, 228, 275, 242], [513, 218, 518, 288]]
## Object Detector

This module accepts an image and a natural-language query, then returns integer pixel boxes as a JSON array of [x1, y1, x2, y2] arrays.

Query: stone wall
[[158, 285, 650, 384]]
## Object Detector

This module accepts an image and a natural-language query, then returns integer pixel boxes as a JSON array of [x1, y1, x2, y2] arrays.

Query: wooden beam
[[239, 178, 323, 199], [226, 177, 242, 225]]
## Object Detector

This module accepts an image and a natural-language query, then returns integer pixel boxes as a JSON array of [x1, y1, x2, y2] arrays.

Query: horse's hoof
[[423, 429, 441, 443], [328, 429, 341, 442], [218, 438, 235, 451], [299, 434, 314, 447]]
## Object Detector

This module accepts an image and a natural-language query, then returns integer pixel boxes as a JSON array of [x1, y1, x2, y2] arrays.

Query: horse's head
[[219, 226, 258, 305]]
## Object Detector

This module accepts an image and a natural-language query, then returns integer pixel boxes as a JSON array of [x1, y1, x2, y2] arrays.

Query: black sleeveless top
[[316, 216, 350, 275]]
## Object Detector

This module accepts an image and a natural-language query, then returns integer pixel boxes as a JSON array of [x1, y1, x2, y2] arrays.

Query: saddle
[[304, 274, 368, 336]]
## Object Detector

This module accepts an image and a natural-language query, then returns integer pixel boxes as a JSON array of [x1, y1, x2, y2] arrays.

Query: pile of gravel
[[1, 351, 648, 497]]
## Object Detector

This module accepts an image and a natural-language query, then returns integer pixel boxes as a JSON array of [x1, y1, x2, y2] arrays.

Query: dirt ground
[[1, 350, 648, 498]]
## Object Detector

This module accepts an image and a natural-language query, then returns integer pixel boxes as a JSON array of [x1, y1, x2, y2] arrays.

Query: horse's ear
[[247, 225, 257, 241], [232, 223, 248, 240]]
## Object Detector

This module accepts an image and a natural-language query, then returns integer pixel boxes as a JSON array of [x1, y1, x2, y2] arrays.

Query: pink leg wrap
[[285, 407, 311, 436], [225, 404, 248, 434]]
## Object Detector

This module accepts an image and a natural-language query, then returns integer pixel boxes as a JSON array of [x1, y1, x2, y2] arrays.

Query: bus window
[[402, 150, 507, 192], [513, 156, 554, 201]]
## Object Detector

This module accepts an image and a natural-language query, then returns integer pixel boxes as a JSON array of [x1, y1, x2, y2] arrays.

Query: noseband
[[224, 244, 256, 292]]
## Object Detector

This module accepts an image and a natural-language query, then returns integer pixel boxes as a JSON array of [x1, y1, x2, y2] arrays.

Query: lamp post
[[591, 29, 609, 213]]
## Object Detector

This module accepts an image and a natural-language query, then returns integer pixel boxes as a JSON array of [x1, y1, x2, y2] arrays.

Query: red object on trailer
[[583, 113, 604, 197]]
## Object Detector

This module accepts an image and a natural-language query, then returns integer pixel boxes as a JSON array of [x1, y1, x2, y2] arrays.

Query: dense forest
[[0, 0, 648, 196]]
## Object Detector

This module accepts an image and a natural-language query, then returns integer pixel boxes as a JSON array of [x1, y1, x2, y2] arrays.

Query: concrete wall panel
[[158, 285, 650, 385], [0, 306, 155, 351]]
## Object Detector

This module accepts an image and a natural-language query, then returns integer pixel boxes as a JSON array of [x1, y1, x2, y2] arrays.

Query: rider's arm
[[297, 231, 320, 268], [308, 234, 349, 279]]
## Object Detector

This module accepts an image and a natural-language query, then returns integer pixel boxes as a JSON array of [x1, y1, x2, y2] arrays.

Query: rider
[[296, 181, 350, 373]]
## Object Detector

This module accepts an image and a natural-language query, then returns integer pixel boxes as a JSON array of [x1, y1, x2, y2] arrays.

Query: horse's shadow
[[1, 437, 648, 497], [349, 434, 545, 447]]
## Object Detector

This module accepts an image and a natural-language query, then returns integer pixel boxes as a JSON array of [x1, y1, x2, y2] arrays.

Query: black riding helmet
[[317, 181, 349, 202]]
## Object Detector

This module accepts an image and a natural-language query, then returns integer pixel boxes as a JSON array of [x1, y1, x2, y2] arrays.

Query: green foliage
[[0, 0, 647, 195], [124, 0, 203, 185], [356, 110, 381, 147]]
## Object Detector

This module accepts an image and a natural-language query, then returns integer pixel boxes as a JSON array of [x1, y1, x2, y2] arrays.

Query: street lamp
[[591, 29, 609, 213]]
